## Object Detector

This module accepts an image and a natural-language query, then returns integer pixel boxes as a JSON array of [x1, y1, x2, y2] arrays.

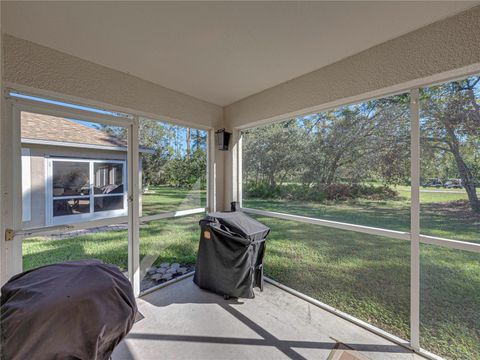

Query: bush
[[163, 151, 207, 190], [245, 182, 397, 202]]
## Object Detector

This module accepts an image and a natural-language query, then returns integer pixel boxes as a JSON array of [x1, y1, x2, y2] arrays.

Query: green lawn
[[22, 186, 479, 359], [23, 215, 202, 273], [252, 215, 479, 360], [141, 185, 206, 215], [244, 185, 480, 243]]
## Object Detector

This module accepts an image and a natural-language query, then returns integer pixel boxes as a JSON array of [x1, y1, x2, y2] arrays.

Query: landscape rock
[[161, 274, 173, 281], [177, 267, 187, 274], [159, 262, 170, 268], [151, 274, 163, 281]]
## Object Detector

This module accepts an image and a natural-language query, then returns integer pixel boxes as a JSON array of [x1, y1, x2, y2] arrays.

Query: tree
[[304, 95, 409, 188], [421, 77, 480, 212], [99, 120, 207, 189], [242, 94, 411, 195], [242, 120, 305, 187]]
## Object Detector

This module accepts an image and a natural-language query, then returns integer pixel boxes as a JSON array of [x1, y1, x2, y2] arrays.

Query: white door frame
[[1, 91, 214, 298], [1, 94, 140, 294]]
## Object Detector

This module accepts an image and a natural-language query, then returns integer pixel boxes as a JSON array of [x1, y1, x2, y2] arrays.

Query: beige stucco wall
[[224, 6, 480, 129], [3, 34, 223, 130], [2, 34, 225, 211]]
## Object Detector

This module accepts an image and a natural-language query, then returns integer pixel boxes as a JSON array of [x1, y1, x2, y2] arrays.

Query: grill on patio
[[194, 211, 270, 299]]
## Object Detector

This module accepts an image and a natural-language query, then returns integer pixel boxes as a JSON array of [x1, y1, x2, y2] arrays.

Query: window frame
[[46, 157, 128, 225], [235, 77, 480, 359], [236, 90, 480, 254], [134, 116, 209, 222]]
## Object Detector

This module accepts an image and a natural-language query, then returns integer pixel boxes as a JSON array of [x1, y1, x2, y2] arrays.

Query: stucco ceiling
[[3, 1, 478, 106]]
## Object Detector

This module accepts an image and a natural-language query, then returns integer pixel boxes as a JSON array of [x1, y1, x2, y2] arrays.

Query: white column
[[410, 89, 421, 350], [237, 132, 243, 208], [128, 117, 140, 297], [1, 102, 23, 283], [223, 129, 240, 210], [207, 129, 217, 212]]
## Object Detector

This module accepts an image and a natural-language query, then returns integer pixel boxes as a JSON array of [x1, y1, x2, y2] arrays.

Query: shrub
[[245, 182, 398, 202], [163, 151, 207, 190]]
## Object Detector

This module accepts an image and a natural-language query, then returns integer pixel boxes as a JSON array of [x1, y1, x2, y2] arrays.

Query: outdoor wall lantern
[[215, 128, 231, 151]]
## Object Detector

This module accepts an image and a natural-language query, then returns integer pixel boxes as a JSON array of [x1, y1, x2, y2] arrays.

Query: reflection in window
[[53, 198, 90, 217], [49, 159, 127, 223], [52, 161, 90, 196], [94, 196, 124, 212], [94, 163, 124, 189]]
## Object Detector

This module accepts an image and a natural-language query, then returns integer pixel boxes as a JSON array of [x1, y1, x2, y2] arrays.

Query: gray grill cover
[[0, 260, 137, 360], [193, 212, 270, 298]]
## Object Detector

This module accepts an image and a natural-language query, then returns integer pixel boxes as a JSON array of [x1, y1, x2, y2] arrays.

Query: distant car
[[444, 179, 463, 189], [423, 178, 443, 188]]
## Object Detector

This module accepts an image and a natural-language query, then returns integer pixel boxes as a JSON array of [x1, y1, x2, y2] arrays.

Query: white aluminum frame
[[133, 115, 209, 295], [236, 76, 480, 359], [128, 117, 140, 296], [21, 148, 31, 222], [2, 90, 212, 297], [410, 89, 421, 351]]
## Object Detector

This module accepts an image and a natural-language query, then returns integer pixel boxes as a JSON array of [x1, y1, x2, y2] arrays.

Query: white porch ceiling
[[3, 1, 478, 106]]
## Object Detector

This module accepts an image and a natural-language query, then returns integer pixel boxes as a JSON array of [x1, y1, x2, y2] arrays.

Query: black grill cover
[[193, 212, 270, 298], [0, 260, 137, 360]]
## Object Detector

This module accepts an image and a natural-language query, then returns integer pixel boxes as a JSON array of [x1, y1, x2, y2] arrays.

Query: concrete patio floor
[[112, 277, 425, 360]]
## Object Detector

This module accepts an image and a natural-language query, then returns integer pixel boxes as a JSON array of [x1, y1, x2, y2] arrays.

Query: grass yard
[[22, 186, 479, 359], [244, 185, 480, 243], [252, 215, 479, 360], [23, 214, 203, 282], [141, 185, 206, 215]]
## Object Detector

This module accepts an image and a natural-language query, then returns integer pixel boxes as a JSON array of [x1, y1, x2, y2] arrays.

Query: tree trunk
[[268, 173, 276, 187], [450, 142, 480, 213], [324, 152, 342, 186], [186, 128, 191, 160]]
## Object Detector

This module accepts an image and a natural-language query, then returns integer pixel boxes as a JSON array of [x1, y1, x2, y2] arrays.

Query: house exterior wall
[[22, 144, 128, 229]]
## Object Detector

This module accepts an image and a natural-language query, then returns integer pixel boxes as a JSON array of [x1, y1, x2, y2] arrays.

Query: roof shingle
[[21, 112, 127, 148]]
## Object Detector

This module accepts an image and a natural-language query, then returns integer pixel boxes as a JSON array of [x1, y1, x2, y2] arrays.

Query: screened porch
[[1, 3, 480, 360]]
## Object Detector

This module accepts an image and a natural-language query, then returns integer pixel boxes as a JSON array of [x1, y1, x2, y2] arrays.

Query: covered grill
[[0, 259, 137, 360], [193, 211, 270, 299]]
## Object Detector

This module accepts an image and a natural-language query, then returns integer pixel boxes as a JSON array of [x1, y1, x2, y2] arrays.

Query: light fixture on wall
[[215, 128, 231, 151]]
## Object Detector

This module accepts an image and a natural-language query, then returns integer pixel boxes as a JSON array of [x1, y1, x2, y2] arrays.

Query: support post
[[207, 128, 217, 212], [128, 117, 140, 297], [1, 102, 23, 283], [410, 89, 421, 350], [237, 132, 243, 208]]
